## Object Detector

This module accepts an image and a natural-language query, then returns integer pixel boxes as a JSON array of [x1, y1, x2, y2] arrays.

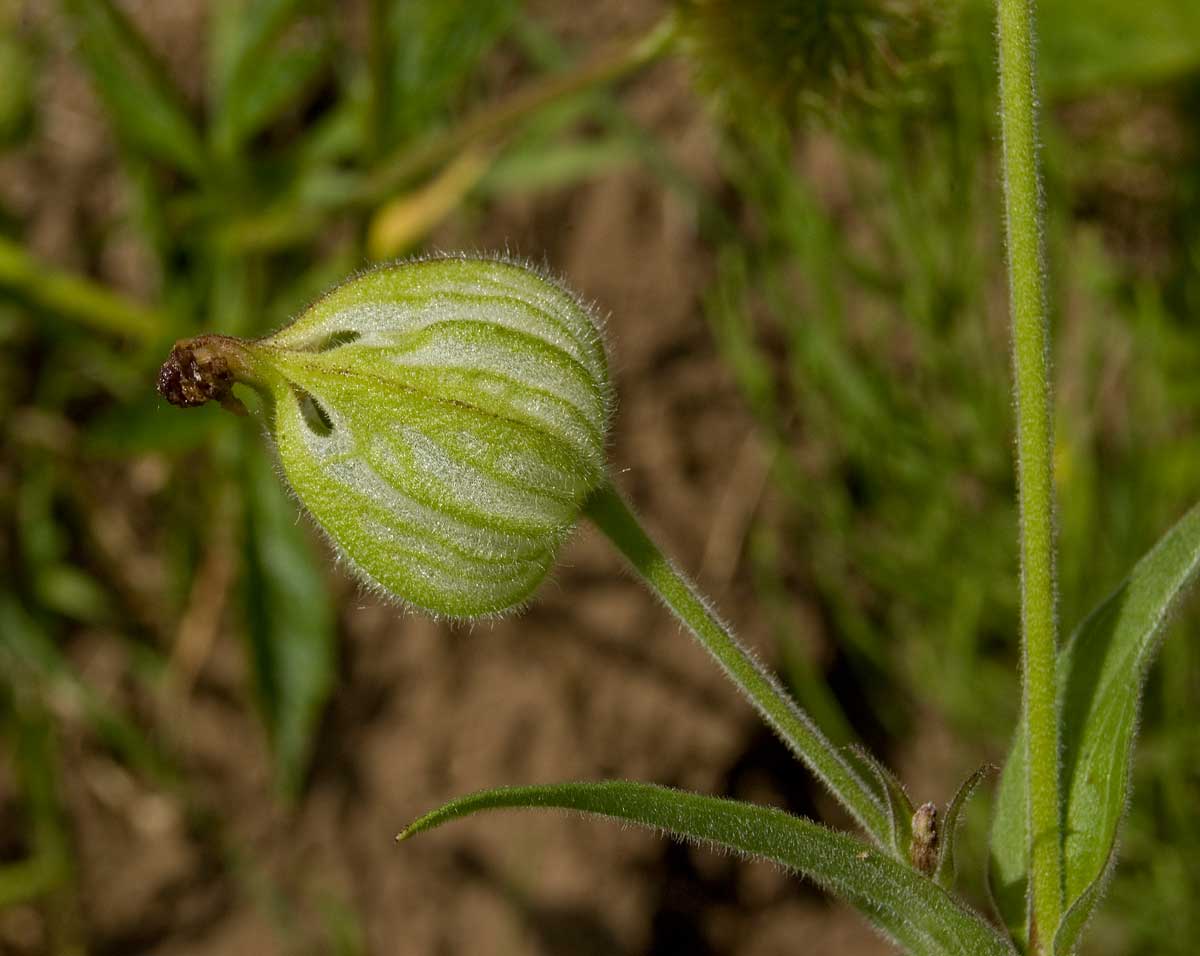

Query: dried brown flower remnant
[[157, 336, 248, 415], [910, 802, 939, 875]]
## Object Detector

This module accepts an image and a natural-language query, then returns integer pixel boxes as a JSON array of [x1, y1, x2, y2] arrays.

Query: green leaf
[[399, 781, 1015, 956], [988, 745, 1028, 945], [241, 445, 336, 796], [935, 764, 993, 889], [60, 0, 205, 177], [848, 743, 914, 859], [989, 503, 1200, 949], [1052, 850, 1114, 956]]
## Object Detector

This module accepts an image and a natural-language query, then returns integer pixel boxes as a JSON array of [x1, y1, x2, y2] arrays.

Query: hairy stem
[[584, 478, 890, 843], [0, 236, 165, 342], [995, 0, 1061, 947]]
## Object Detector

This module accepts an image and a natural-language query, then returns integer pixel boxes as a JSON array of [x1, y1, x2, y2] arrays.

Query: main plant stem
[[584, 479, 890, 844], [996, 0, 1061, 947]]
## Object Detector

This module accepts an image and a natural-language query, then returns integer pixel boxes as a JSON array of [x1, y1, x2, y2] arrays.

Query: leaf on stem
[[399, 780, 1015, 956], [989, 503, 1200, 948], [934, 764, 993, 889], [1052, 848, 1114, 956], [848, 743, 914, 859]]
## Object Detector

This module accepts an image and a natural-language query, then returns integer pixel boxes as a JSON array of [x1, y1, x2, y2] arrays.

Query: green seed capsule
[[159, 256, 613, 618]]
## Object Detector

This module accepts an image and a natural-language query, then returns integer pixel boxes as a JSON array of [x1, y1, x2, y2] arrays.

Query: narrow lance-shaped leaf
[[935, 764, 993, 889], [1052, 849, 1114, 956], [399, 781, 1017, 956], [849, 743, 915, 859], [989, 502, 1200, 949]]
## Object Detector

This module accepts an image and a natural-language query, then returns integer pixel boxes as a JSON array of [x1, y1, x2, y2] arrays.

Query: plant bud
[[909, 802, 939, 876], [159, 256, 613, 618]]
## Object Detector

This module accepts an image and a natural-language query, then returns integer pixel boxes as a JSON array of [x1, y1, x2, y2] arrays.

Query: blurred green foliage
[[1, 0, 1199, 953]]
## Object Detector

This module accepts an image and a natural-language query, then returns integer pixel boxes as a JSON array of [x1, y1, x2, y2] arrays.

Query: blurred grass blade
[[398, 781, 1016, 956], [381, 0, 517, 145], [362, 9, 673, 204], [935, 764, 992, 889], [1, 594, 169, 784], [211, 0, 313, 98], [989, 503, 1200, 947], [215, 44, 327, 154], [1038, 0, 1200, 95], [85, 394, 224, 457], [0, 28, 35, 146], [241, 446, 336, 796], [60, 0, 205, 177], [483, 137, 639, 193], [366, 147, 492, 259], [0, 709, 68, 907], [0, 236, 165, 342], [210, 0, 325, 153]]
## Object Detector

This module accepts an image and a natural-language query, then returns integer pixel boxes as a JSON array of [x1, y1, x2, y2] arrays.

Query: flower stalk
[[995, 0, 1062, 947], [583, 478, 890, 843]]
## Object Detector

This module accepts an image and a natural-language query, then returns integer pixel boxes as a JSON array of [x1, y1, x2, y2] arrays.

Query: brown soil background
[[0, 2, 985, 954]]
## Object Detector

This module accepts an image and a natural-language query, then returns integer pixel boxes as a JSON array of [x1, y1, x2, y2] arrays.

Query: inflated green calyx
[[158, 256, 612, 617]]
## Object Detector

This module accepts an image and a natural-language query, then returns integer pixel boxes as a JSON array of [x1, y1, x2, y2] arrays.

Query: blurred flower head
[[677, 0, 944, 127]]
